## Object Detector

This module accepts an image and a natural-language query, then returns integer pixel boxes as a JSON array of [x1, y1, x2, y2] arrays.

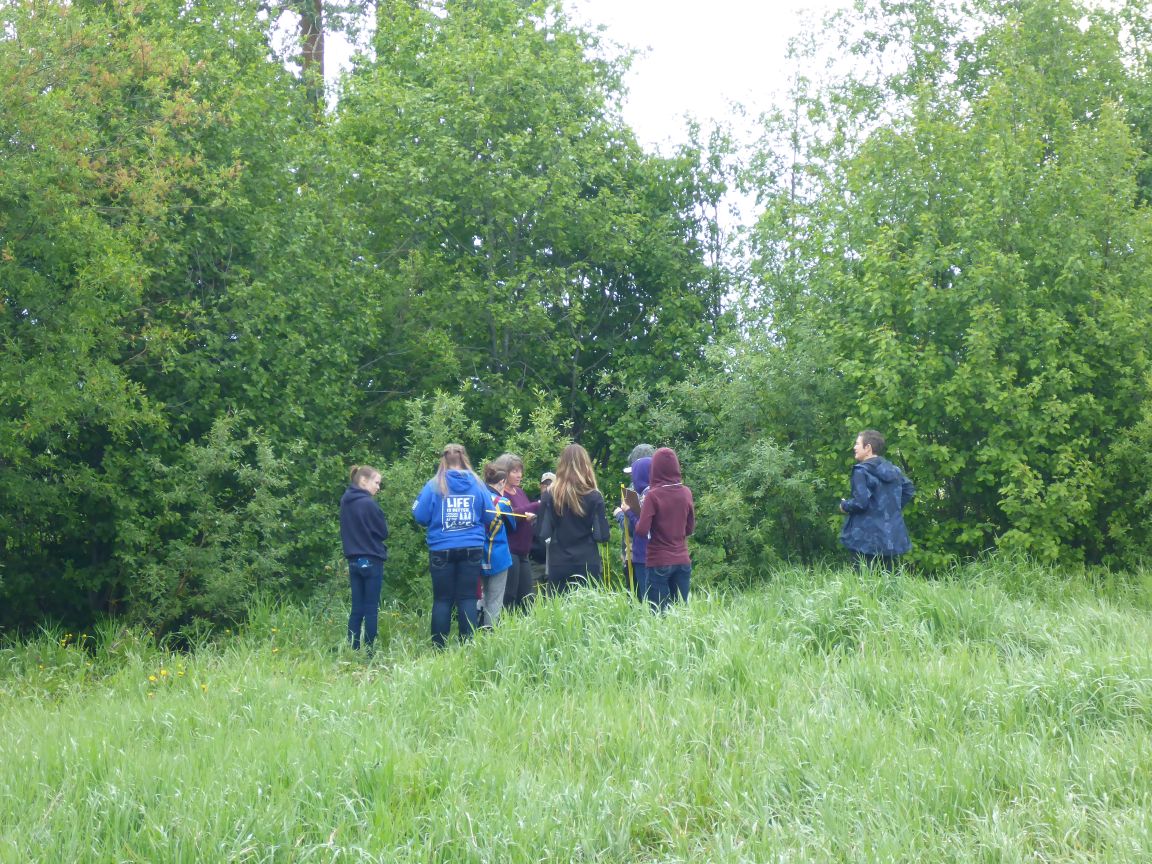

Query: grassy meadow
[[3, 562, 1152, 862]]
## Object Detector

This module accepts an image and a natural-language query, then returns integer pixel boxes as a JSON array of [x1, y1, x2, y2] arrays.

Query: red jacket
[[636, 448, 695, 567]]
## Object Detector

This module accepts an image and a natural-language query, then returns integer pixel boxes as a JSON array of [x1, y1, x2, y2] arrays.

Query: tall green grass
[[3, 563, 1152, 862]]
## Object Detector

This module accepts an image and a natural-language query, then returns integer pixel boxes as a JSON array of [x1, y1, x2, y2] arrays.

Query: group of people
[[338, 428, 914, 650], [337, 441, 697, 650]]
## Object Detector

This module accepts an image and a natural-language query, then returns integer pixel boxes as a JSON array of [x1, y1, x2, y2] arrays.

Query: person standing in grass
[[613, 455, 652, 601], [340, 465, 389, 651], [528, 472, 555, 586], [412, 444, 493, 647], [538, 444, 610, 594], [636, 447, 695, 610], [839, 429, 915, 570], [478, 462, 516, 628], [495, 452, 539, 612]]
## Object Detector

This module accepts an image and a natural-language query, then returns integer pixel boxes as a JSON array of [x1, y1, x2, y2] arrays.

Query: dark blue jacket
[[340, 486, 389, 561], [839, 457, 915, 556]]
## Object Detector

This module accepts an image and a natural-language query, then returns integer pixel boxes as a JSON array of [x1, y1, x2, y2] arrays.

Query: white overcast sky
[[562, 0, 847, 152], [328, 1, 848, 152]]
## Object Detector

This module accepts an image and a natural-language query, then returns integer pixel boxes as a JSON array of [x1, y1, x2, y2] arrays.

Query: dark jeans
[[348, 556, 384, 649], [503, 553, 535, 612], [543, 566, 598, 596], [647, 563, 690, 611], [429, 546, 483, 648], [629, 563, 648, 603]]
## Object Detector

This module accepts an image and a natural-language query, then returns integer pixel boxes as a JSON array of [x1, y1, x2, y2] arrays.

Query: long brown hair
[[435, 443, 477, 495], [550, 443, 598, 516]]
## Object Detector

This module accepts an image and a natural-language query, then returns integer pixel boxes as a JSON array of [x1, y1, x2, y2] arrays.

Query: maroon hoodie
[[635, 448, 695, 567]]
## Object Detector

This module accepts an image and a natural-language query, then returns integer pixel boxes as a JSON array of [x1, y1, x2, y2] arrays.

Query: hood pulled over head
[[649, 447, 682, 486], [630, 456, 653, 492]]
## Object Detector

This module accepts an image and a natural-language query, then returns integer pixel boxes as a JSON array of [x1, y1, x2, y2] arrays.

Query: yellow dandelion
[[148, 674, 157, 682], [160, 668, 168, 677]]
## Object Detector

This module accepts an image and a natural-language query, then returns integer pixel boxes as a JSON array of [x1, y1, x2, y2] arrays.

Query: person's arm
[[591, 493, 610, 543], [411, 483, 434, 527], [497, 495, 517, 533], [840, 467, 872, 514], [636, 490, 657, 538], [900, 474, 916, 509], [372, 501, 390, 541], [536, 492, 554, 541]]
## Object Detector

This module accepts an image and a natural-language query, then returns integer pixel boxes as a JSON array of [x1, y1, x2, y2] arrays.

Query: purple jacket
[[636, 448, 695, 567], [503, 485, 540, 556], [617, 456, 652, 565]]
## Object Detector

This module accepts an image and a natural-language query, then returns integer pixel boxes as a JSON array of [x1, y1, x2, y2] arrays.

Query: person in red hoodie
[[635, 447, 695, 610]]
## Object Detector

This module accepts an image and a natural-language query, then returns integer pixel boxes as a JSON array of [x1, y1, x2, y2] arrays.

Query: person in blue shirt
[[412, 444, 494, 647], [339, 465, 389, 651], [839, 430, 915, 570], [478, 462, 517, 628]]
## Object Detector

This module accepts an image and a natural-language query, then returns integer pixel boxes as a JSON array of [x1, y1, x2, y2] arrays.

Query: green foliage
[[333, 0, 731, 455], [747, 0, 1152, 566], [114, 416, 323, 633], [612, 332, 841, 584]]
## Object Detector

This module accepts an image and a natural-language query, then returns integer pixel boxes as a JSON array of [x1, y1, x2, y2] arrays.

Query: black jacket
[[539, 489, 609, 579]]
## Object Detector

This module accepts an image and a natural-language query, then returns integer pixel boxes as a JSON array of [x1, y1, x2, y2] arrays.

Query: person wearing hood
[[636, 447, 695, 610], [340, 465, 389, 651], [613, 455, 652, 601], [839, 429, 915, 569], [412, 444, 494, 647]]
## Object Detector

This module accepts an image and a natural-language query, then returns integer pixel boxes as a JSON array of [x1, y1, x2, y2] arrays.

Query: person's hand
[[613, 507, 623, 518], [525, 511, 537, 522]]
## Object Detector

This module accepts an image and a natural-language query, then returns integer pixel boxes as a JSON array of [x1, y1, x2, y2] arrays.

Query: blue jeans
[[647, 563, 691, 611], [348, 557, 384, 649], [630, 563, 648, 602], [429, 547, 483, 648]]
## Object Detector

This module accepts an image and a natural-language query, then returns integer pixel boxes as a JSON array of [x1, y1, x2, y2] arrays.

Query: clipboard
[[623, 487, 641, 512]]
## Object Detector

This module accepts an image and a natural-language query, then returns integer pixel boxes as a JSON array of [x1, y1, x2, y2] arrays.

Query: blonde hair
[[435, 443, 477, 495], [550, 443, 598, 516], [349, 465, 380, 487]]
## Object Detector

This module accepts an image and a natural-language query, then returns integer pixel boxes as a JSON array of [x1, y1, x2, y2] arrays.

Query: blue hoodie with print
[[412, 470, 493, 551]]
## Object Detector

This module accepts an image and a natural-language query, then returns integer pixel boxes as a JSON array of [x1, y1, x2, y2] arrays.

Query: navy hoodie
[[636, 448, 695, 567], [339, 486, 389, 561], [839, 457, 915, 556]]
